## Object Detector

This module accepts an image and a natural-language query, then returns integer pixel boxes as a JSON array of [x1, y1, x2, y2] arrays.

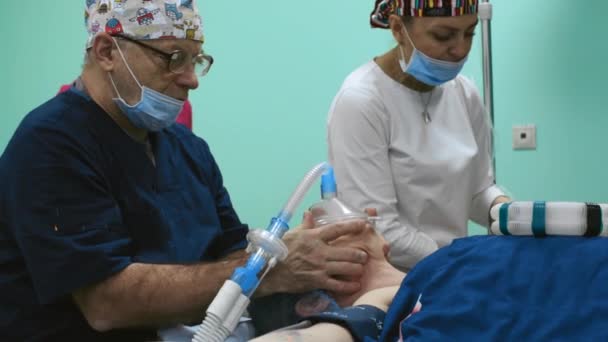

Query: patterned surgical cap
[[371, 0, 478, 28], [85, 0, 204, 48]]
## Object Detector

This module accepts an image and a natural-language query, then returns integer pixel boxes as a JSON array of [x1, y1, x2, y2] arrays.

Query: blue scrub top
[[0, 88, 248, 340]]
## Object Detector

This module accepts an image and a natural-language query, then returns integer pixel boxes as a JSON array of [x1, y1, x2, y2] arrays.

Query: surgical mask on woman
[[399, 27, 467, 86], [108, 39, 184, 132]]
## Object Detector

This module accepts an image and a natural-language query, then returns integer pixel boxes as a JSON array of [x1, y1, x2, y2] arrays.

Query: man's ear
[[90, 33, 117, 72]]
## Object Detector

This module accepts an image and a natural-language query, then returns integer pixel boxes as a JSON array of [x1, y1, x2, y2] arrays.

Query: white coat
[[328, 61, 504, 270]]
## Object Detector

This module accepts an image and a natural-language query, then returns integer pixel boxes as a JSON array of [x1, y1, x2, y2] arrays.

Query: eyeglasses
[[116, 35, 214, 77]]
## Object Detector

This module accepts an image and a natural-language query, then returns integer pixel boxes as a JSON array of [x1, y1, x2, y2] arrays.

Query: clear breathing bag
[[309, 167, 371, 227]]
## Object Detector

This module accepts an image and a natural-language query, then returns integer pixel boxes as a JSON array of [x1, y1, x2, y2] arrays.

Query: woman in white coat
[[328, 0, 509, 271]]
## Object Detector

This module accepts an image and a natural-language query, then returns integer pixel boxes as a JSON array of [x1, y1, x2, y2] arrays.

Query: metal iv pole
[[479, 0, 496, 178]]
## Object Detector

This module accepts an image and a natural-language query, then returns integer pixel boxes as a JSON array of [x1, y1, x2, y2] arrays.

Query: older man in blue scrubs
[[0, 1, 371, 340]]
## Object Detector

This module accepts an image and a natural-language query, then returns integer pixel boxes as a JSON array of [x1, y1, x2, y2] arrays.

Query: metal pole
[[479, 1, 496, 179]]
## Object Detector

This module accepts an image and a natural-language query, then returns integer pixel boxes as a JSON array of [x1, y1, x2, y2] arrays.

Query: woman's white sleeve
[[328, 87, 437, 270], [460, 77, 506, 227]]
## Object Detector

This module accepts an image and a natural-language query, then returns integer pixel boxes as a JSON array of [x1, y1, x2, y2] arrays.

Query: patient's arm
[[250, 323, 352, 342], [353, 286, 399, 311], [251, 286, 400, 342]]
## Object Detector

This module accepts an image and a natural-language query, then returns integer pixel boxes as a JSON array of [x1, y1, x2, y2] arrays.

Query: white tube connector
[[192, 312, 230, 342], [246, 229, 288, 262], [193, 162, 331, 341], [280, 162, 329, 220], [192, 280, 251, 342], [478, 2, 493, 20]]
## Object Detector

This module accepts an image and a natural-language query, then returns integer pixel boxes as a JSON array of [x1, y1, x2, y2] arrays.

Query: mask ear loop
[[112, 37, 143, 89], [108, 73, 123, 100], [108, 37, 145, 105], [398, 45, 409, 73], [401, 24, 417, 48], [398, 25, 417, 73]]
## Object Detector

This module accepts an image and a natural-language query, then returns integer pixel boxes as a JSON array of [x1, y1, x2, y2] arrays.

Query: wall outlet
[[512, 125, 536, 150]]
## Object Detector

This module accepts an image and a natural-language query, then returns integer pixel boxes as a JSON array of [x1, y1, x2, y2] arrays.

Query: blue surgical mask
[[109, 39, 184, 132], [399, 28, 467, 86]]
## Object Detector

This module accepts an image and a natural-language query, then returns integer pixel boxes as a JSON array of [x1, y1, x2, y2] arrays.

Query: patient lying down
[[258, 235, 608, 341], [251, 209, 405, 342]]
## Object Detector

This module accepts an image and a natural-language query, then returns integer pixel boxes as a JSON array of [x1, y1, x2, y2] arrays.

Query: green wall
[[1, 1, 606, 233]]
